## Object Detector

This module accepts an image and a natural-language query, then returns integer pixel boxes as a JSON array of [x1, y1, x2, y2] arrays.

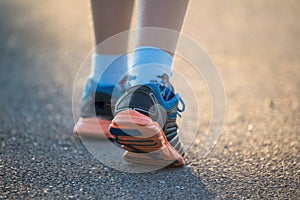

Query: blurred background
[[1, 0, 299, 199]]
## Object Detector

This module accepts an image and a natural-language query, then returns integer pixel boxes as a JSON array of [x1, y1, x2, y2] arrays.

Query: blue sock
[[129, 46, 173, 87], [83, 53, 128, 99], [92, 53, 128, 86]]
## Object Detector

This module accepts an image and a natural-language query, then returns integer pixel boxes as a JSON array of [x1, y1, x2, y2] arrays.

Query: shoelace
[[161, 85, 186, 117]]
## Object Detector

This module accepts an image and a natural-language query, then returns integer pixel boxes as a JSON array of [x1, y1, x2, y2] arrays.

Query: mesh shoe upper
[[80, 78, 121, 119]]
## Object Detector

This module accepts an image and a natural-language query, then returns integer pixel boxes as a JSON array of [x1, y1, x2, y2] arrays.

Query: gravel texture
[[1, 0, 299, 199]]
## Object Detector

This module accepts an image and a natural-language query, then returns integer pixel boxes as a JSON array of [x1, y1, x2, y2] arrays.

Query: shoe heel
[[109, 110, 164, 153], [109, 110, 185, 166]]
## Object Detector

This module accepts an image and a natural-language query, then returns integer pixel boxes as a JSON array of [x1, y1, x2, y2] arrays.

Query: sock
[[129, 46, 173, 87], [82, 53, 128, 99], [91, 53, 128, 86]]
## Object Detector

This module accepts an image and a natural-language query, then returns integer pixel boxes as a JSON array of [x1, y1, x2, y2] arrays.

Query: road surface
[[1, 0, 299, 199]]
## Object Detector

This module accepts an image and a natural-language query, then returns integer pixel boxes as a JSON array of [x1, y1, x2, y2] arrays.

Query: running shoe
[[73, 78, 122, 139], [109, 83, 186, 167]]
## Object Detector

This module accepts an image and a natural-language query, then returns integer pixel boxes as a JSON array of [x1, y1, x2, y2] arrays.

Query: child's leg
[[74, 0, 134, 138], [109, 0, 190, 167], [136, 0, 189, 53], [90, 0, 134, 85], [91, 0, 134, 54], [131, 0, 189, 86]]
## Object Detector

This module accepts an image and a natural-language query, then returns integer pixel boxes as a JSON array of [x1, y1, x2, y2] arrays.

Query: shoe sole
[[74, 117, 113, 139], [109, 110, 185, 167]]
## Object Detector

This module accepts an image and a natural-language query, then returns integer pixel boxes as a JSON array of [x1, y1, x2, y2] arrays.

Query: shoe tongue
[[159, 84, 175, 101]]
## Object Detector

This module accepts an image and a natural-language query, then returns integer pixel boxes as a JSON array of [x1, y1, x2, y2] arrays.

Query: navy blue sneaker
[[74, 78, 122, 138], [109, 83, 185, 167]]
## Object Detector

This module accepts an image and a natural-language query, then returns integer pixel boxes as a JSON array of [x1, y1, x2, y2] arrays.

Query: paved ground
[[1, 0, 299, 199]]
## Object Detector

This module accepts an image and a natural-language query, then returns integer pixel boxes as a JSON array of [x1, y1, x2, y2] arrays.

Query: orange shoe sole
[[109, 110, 185, 167], [74, 117, 113, 139]]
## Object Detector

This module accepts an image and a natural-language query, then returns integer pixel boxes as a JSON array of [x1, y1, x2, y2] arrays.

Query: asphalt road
[[1, 0, 299, 199]]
